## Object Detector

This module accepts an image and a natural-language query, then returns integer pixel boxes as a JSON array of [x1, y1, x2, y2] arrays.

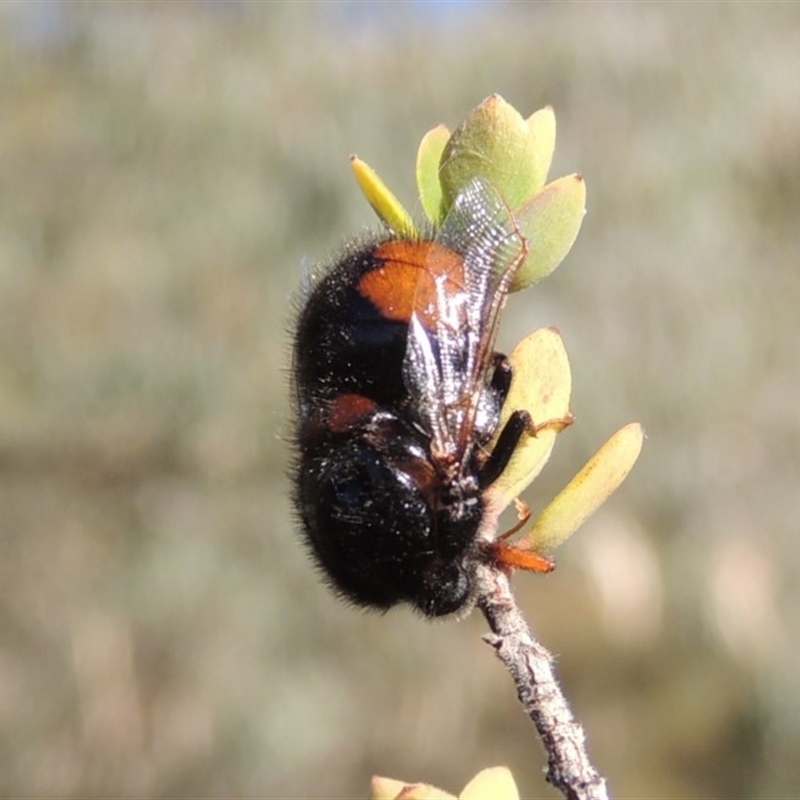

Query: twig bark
[[474, 561, 610, 800]]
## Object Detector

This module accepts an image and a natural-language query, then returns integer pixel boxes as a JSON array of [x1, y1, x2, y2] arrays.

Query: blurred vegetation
[[1, 2, 799, 798]]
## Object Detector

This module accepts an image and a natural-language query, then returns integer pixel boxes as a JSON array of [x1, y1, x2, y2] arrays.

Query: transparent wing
[[403, 178, 527, 469]]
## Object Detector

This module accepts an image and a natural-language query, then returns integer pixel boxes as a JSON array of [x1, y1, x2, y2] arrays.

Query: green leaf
[[415, 124, 450, 224], [526, 105, 556, 193], [460, 768, 519, 800], [438, 94, 540, 215], [485, 328, 572, 511], [522, 423, 645, 553], [512, 174, 586, 291]]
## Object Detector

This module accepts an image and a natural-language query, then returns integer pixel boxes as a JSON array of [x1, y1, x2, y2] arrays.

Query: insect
[[291, 178, 558, 617]]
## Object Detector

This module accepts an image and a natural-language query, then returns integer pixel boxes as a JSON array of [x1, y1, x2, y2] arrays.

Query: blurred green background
[[2, 2, 799, 797]]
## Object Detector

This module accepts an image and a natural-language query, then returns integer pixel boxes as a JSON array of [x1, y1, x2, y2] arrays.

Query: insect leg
[[478, 410, 531, 489]]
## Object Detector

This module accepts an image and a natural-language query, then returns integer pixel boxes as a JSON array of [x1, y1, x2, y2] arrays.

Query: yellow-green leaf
[[526, 105, 556, 194], [460, 767, 519, 800], [396, 784, 456, 800], [416, 124, 450, 224], [512, 174, 586, 291], [522, 422, 645, 553], [438, 94, 539, 214], [370, 777, 456, 800], [371, 777, 408, 800], [485, 328, 572, 511], [351, 155, 417, 238]]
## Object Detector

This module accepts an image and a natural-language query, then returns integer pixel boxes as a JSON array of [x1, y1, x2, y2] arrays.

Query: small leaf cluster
[[371, 766, 520, 800], [351, 94, 643, 559]]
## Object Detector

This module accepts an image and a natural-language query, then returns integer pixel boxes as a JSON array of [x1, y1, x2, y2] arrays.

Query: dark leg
[[478, 410, 531, 489], [489, 353, 513, 405], [479, 408, 575, 490]]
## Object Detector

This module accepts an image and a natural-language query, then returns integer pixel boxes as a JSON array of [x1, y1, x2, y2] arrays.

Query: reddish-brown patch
[[358, 241, 465, 329], [327, 394, 378, 432], [485, 541, 556, 574]]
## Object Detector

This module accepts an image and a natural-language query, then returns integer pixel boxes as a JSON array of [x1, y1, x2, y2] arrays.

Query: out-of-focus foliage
[[1, 3, 799, 798], [371, 765, 519, 800]]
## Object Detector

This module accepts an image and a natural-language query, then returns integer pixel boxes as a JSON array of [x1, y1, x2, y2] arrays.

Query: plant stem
[[474, 562, 610, 800]]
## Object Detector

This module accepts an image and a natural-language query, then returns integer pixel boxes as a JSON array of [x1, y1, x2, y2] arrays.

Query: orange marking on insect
[[358, 241, 465, 329], [484, 540, 556, 574]]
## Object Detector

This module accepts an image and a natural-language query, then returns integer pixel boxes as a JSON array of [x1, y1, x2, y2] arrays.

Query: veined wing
[[403, 178, 527, 470]]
